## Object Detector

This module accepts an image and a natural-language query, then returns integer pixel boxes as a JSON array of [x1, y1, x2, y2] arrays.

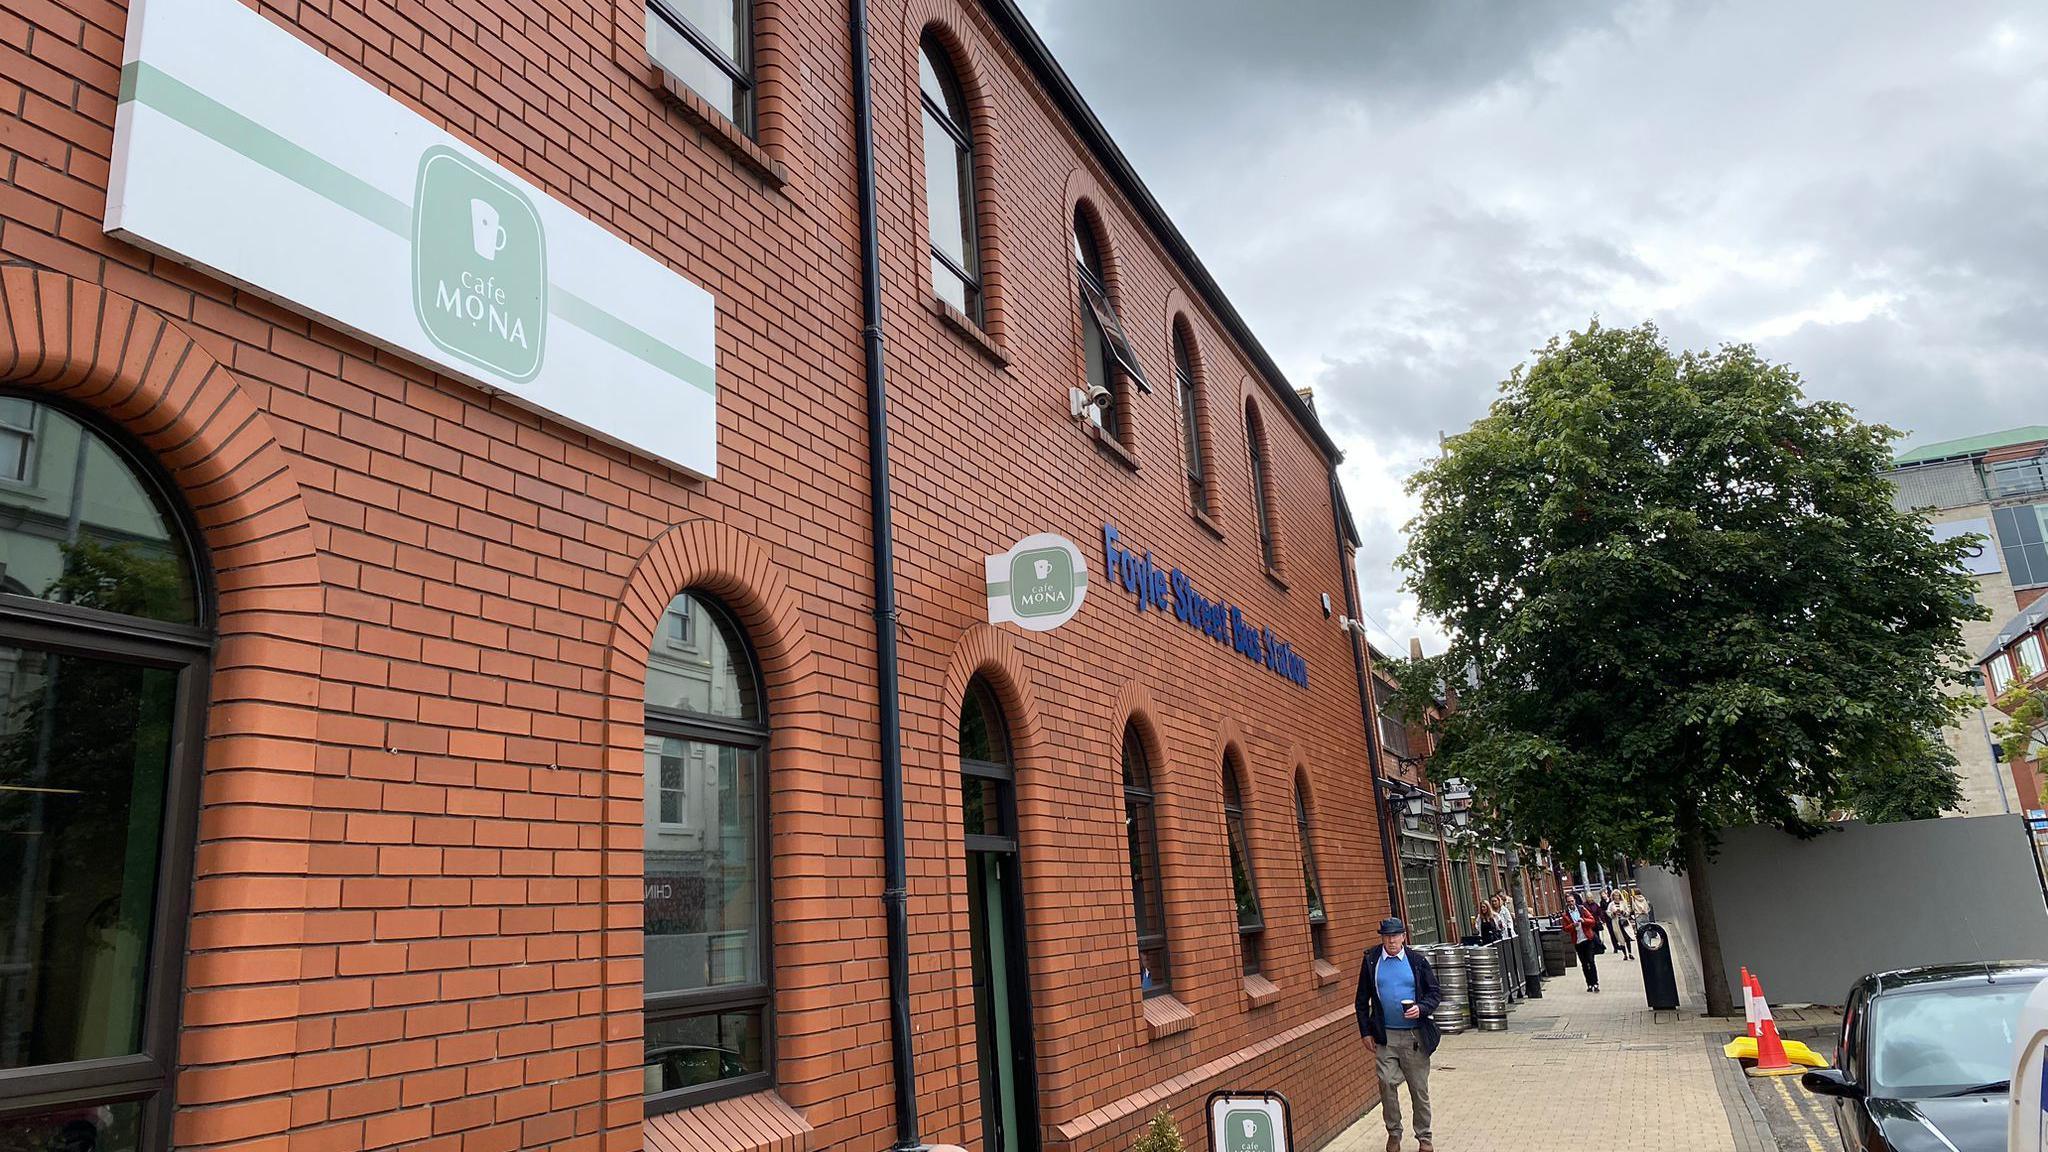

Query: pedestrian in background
[[1565, 893, 1602, 992], [1490, 893, 1514, 939], [1601, 887, 1627, 953], [1632, 888, 1650, 920], [1611, 901, 1635, 960], [1356, 917, 1442, 1152]]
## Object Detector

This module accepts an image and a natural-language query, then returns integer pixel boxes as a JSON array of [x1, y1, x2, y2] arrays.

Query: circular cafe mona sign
[[986, 533, 1089, 632]]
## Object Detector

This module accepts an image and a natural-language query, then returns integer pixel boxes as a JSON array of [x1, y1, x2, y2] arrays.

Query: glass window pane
[[958, 681, 1004, 766], [932, 255, 968, 314], [644, 740, 759, 994], [919, 42, 970, 131], [0, 428, 30, 484], [653, 0, 738, 57], [645, 7, 741, 122], [0, 400, 197, 623], [644, 1009, 765, 1095], [644, 593, 759, 721], [923, 113, 970, 271], [0, 1097, 145, 1151], [0, 643, 179, 1069]]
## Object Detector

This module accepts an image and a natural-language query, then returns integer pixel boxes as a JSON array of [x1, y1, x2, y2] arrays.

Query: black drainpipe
[[1329, 467, 1401, 917], [848, 4, 921, 1150]]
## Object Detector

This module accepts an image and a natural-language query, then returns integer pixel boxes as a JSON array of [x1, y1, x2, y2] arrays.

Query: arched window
[[1245, 401, 1276, 570], [1072, 206, 1150, 439], [0, 395, 208, 1151], [920, 34, 982, 322], [643, 591, 770, 1110], [1295, 775, 1327, 961], [1222, 758, 1263, 975], [1173, 326, 1207, 514], [1121, 726, 1171, 995]]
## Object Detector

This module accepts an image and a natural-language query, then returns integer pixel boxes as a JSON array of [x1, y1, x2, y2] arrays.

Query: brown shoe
[[1418, 1142, 1434, 1152], [1385, 1135, 1402, 1152]]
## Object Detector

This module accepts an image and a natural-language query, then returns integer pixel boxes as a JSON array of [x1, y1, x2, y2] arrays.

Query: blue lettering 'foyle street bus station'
[[1102, 523, 1310, 689]]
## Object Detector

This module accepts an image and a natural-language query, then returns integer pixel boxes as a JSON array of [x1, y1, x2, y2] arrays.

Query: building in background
[[1366, 640, 1556, 948], [1885, 427, 2048, 816]]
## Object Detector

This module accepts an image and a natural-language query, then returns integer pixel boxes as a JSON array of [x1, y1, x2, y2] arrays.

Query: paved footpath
[[1319, 945, 1791, 1152]]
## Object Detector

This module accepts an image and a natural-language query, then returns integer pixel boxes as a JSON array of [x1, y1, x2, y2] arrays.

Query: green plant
[[1133, 1109, 1184, 1152], [1992, 665, 2046, 764]]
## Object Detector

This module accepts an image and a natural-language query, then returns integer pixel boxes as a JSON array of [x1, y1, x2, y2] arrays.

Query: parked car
[[1803, 962, 2048, 1151]]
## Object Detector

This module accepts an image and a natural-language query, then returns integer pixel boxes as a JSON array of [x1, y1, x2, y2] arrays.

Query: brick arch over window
[[600, 517, 837, 1144], [905, 2, 1011, 344], [0, 264, 325, 1147], [1242, 391, 1283, 574]]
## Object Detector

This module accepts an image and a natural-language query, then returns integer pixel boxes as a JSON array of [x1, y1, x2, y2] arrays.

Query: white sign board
[[1932, 517, 2001, 577], [986, 534, 1088, 632], [1208, 1092, 1290, 1152], [105, 0, 717, 477]]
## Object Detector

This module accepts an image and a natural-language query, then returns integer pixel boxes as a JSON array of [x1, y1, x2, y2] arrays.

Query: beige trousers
[[1376, 1028, 1432, 1139]]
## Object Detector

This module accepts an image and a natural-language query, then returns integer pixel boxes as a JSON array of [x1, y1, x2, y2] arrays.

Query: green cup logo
[[412, 145, 547, 381], [1223, 1109, 1277, 1152], [986, 533, 1087, 633]]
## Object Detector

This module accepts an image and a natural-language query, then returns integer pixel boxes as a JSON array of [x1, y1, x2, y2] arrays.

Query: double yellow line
[[1769, 1076, 1832, 1152]]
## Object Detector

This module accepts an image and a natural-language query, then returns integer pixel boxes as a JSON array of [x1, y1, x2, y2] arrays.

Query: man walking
[[1356, 917, 1442, 1152]]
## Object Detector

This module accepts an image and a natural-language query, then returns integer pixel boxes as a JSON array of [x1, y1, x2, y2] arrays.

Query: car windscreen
[[1869, 979, 2036, 1098]]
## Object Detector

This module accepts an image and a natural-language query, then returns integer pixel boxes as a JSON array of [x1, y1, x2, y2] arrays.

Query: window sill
[[645, 63, 788, 190], [1191, 505, 1224, 540], [1263, 565, 1289, 592], [1314, 958, 1341, 987], [1143, 993, 1196, 1042], [1084, 421, 1140, 472], [644, 1089, 812, 1152], [931, 295, 1008, 368], [1241, 972, 1281, 1009]]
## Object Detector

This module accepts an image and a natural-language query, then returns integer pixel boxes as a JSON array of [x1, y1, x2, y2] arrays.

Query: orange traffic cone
[[1747, 976, 1802, 1078], [1741, 967, 1757, 1038]]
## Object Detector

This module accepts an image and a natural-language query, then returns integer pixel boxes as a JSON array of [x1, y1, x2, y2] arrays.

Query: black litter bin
[[1539, 928, 1570, 976], [1637, 921, 1680, 1009]]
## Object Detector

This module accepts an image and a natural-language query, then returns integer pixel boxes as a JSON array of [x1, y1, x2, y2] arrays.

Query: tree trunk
[[1681, 810, 1736, 1016]]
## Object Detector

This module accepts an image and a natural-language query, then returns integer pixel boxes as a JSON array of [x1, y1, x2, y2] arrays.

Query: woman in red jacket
[[1566, 893, 1603, 992]]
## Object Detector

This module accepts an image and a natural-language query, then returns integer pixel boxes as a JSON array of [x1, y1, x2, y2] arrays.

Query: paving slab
[[1318, 947, 1746, 1152]]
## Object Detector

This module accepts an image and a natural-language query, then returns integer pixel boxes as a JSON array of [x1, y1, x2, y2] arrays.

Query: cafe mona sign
[[104, 0, 718, 478], [986, 534, 1089, 632]]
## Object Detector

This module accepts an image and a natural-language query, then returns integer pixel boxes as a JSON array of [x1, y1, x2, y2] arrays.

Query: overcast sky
[[1021, 0, 2048, 654]]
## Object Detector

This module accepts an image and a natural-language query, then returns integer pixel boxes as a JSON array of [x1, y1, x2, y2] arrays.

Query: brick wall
[[0, 1, 1391, 1151]]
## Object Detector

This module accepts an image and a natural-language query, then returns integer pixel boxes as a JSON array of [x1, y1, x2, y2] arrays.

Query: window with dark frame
[[644, 0, 754, 135], [1121, 727, 1172, 996], [1295, 778, 1327, 961], [1073, 207, 1151, 440], [1222, 760, 1263, 976], [1245, 403, 1276, 570], [0, 396, 211, 1152], [0, 396, 38, 484], [919, 36, 982, 322], [1173, 328, 1206, 513], [642, 591, 771, 1112]]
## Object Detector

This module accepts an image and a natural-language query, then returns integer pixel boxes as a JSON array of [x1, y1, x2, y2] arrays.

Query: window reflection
[[0, 400, 196, 623], [0, 644, 177, 1071]]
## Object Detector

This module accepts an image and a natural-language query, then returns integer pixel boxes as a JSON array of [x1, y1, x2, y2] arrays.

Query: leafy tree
[[1990, 669, 2046, 768], [1389, 321, 1983, 1015]]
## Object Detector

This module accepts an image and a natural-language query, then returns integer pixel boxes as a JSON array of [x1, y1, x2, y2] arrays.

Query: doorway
[[959, 680, 1039, 1152]]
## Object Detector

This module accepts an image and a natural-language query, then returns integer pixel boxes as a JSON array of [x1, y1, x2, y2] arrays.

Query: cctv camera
[[1069, 384, 1115, 419]]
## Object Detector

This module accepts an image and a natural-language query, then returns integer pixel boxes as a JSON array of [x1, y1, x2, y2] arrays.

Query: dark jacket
[[1355, 944, 1443, 1056]]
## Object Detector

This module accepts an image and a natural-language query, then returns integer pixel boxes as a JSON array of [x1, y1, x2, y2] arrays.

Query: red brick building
[[0, 1, 1395, 1151]]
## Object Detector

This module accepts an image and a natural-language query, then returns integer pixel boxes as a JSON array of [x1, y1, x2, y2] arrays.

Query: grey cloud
[[1023, 0, 2048, 646]]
